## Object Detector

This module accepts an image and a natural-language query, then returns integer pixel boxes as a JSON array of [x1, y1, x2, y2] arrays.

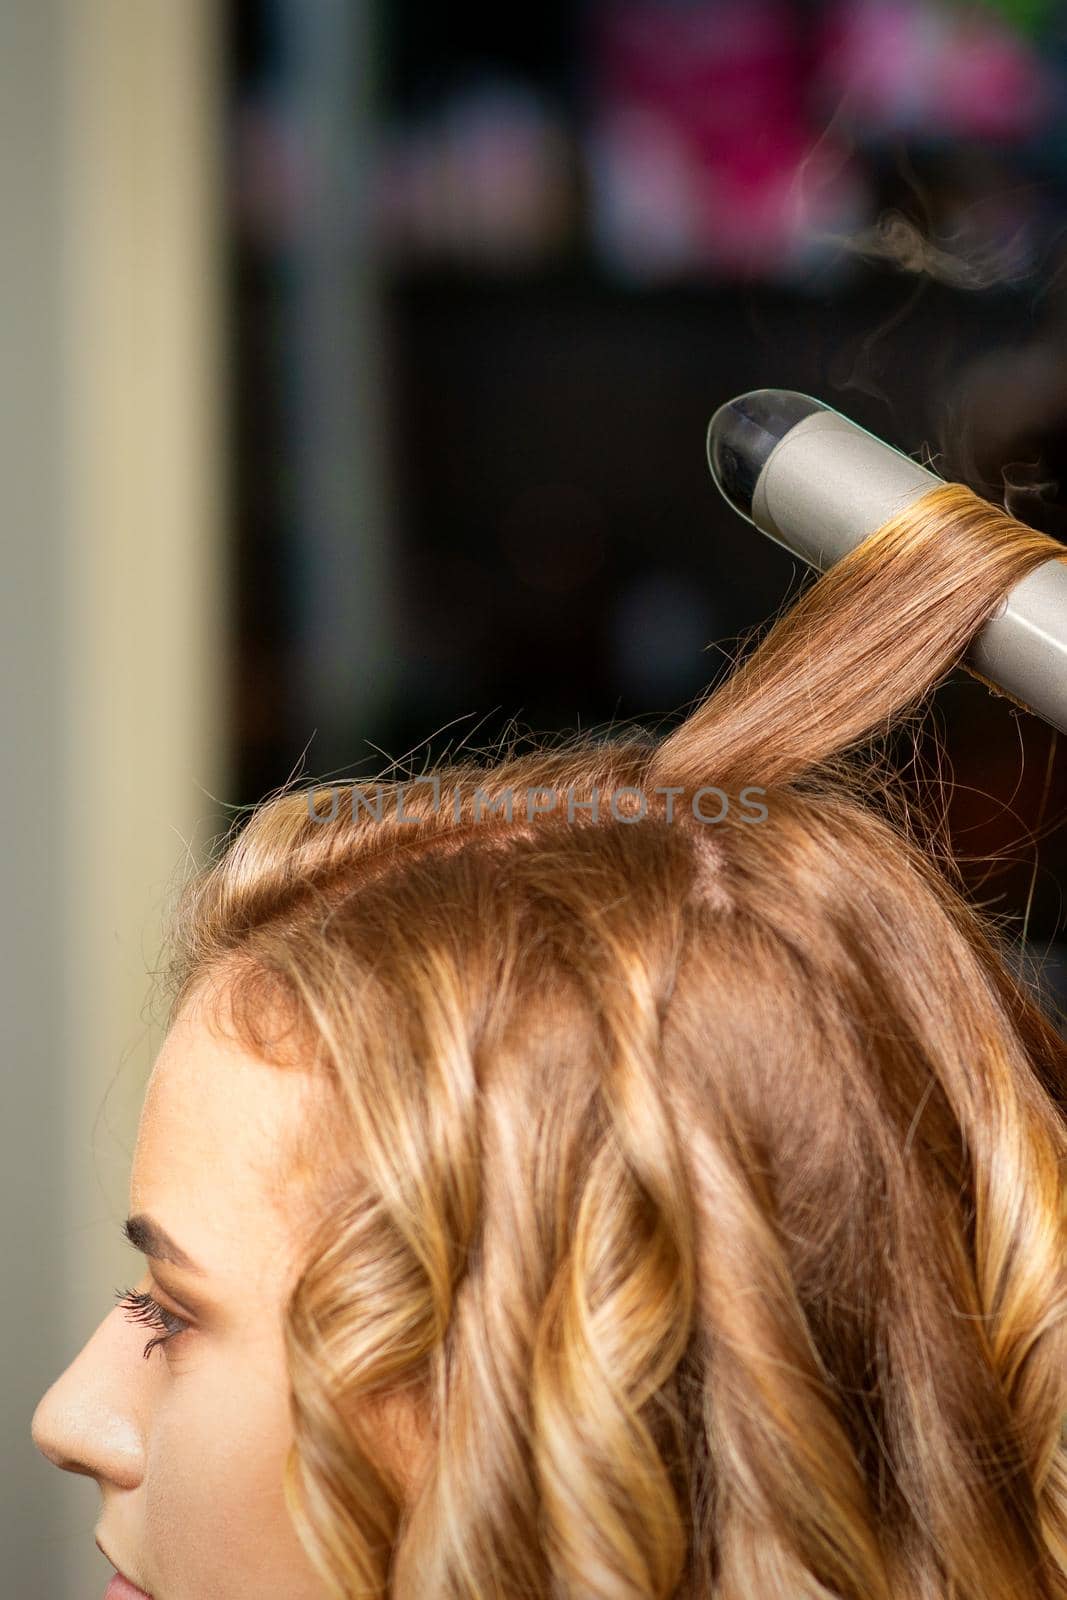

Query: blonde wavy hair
[[161, 483, 1067, 1599]]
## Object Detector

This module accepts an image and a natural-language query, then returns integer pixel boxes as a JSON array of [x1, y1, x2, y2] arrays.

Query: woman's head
[[29, 991, 337, 1598], [34, 484, 1067, 1598]]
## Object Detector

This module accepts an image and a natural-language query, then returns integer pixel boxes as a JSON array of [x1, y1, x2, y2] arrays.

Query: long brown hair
[[161, 483, 1067, 1598]]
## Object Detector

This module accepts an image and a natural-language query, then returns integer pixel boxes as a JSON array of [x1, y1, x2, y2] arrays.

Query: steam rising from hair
[[836, 207, 1033, 291]]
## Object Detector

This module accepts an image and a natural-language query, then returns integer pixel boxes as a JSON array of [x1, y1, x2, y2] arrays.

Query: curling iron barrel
[[706, 389, 1067, 735]]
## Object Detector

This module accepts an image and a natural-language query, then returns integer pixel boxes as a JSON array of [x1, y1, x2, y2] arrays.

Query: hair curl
[[160, 483, 1067, 1598]]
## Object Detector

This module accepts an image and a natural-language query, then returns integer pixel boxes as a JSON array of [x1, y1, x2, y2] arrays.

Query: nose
[[31, 1308, 146, 1489]]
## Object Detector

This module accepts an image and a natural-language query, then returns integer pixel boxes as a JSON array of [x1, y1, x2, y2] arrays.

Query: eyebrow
[[123, 1214, 205, 1274]]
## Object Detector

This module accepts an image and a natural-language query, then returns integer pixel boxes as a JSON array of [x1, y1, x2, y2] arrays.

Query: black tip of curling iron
[[706, 389, 830, 521]]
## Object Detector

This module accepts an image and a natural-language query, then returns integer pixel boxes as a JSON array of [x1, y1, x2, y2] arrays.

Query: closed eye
[[115, 1285, 191, 1359]]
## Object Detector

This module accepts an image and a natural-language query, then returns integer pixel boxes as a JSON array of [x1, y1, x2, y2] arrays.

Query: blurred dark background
[[227, 0, 1067, 1008]]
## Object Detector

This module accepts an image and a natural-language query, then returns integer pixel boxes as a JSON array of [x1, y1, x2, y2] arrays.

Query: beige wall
[[0, 4, 228, 1594]]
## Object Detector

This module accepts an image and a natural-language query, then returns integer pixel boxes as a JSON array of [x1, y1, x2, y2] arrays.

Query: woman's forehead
[[130, 999, 329, 1267]]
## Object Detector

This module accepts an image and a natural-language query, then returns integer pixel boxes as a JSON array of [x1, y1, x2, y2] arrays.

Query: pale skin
[[32, 983, 348, 1600]]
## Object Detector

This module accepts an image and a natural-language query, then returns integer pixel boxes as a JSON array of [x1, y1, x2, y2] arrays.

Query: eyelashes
[[115, 1286, 190, 1359]]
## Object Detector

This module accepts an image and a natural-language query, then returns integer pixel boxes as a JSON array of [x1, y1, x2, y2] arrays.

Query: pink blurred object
[[818, 0, 1053, 141], [583, 0, 868, 281]]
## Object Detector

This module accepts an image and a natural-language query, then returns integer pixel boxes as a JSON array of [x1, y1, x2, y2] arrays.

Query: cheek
[[142, 1341, 321, 1600]]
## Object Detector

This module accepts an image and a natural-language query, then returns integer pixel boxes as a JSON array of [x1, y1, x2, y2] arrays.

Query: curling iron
[[706, 390, 1067, 735]]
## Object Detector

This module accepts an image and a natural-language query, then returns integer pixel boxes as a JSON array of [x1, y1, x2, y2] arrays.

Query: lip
[[96, 1537, 154, 1599]]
